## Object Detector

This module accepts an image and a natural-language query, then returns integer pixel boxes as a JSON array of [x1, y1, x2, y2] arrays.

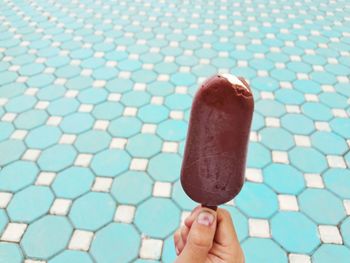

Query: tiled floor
[[0, 0, 349, 262]]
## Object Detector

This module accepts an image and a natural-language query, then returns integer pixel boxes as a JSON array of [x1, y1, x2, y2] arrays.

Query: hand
[[174, 206, 244, 263]]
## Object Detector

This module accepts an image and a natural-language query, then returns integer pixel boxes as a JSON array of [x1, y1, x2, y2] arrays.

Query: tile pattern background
[[0, 0, 350, 262]]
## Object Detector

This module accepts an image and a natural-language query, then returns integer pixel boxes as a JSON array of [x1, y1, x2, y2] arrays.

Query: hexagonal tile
[[299, 188, 346, 225], [7, 185, 54, 223], [111, 171, 153, 205], [271, 211, 320, 253], [126, 134, 162, 158], [91, 223, 140, 263], [91, 149, 131, 177], [235, 182, 278, 218], [21, 215, 73, 259], [0, 160, 38, 192], [52, 167, 94, 199], [134, 198, 180, 238]]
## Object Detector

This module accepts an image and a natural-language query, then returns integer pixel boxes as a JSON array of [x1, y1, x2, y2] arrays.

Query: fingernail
[[197, 211, 214, 226]]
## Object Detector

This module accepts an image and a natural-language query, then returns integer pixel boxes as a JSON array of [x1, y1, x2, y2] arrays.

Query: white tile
[[289, 254, 311, 263], [143, 64, 154, 70], [1, 223, 27, 242], [344, 200, 350, 215], [50, 199, 72, 215], [24, 260, 45, 263], [106, 61, 117, 67], [118, 71, 131, 79], [151, 96, 164, 105], [22, 149, 41, 161], [260, 92, 274, 100], [114, 205, 135, 223], [92, 177, 113, 192], [68, 230, 94, 251], [59, 134, 76, 144], [297, 73, 309, 80], [81, 69, 92, 76], [180, 211, 191, 226], [257, 70, 268, 77], [332, 109, 348, 118], [130, 158, 148, 171], [175, 86, 187, 94], [285, 105, 301, 113], [108, 93, 121, 102], [337, 76, 349, 83], [179, 66, 190, 73], [248, 219, 270, 238], [0, 98, 8, 106], [17, 76, 28, 83], [74, 154, 93, 167], [294, 135, 311, 147], [2, 112, 17, 122], [46, 116, 62, 126], [315, 121, 331, 132], [278, 195, 299, 211], [153, 182, 172, 197], [304, 173, 324, 188], [249, 132, 261, 142], [272, 151, 289, 164], [123, 107, 137, 116], [35, 172, 56, 186], [304, 94, 319, 102], [55, 78, 67, 85], [162, 142, 178, 153], [110, 138, 127, 149], [327, 155, 346, 168], [134, 83, 146, 91], [265, 117, 280, 127], [318, 225, 342, 244], [93, 80, 106, 88], [93, 120, 109, 131], [0, 192, 13, 208], [322, 85, 335, 92], [170, 111, 184, 120], [78, 104, 94, 112], [139, 238, 163, 260], [245, 168, 263, 183], [141, 124, 157, 134], [10, 130, 28, 140]]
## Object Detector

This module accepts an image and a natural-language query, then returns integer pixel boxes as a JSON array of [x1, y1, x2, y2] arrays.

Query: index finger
[[215, 208, 240, 247]]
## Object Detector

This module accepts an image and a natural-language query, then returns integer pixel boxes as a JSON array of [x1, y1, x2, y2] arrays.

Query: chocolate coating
[[180, 75, 254, 206]]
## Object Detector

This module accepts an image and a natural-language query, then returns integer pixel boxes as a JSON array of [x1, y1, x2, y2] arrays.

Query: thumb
[[176, 208, 217, 263]]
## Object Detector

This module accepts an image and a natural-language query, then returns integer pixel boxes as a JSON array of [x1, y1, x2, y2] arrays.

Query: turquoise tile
[[37, 84, 66, 101], [235, 182, 278, 218], [132, 69, 157, 83], [264, 163, 305, 195], [0, 209, 8, 236], [25, 126, 62, 149], [91, 149, 131, 177], [147, 81, 175, 96], [0, 122, 14, 142], [14, 109, 48, 130], [341, 217, 350, 247], [49, 250, 93, 263], [271, 69, 296, 81], [251, 112, 265, 131], [260, 127, 294, 151], [157, 120, 188, 141], [302, 102, 333, 121], [242, 238, 287, 263], [7, 185, 54, 223], [275, 89, 305, 105], [118, 59, 142, 71], [134, 198, 180, 238], [247, 142, 271, 168], [92, 67, 118, 80], [81, 57, 105, 69], [75, 130, 111, 153], [170, 72, 196, 86], [111, 171, 152, 205], [255, 99, 286, 117], [251, 77, 279, 92], [60, 112, 94, 134], [223, 206, 249, 242], [249, 59, 274, 71], [319, 92, 348, 109], [27, 74, 55, 88], [161, 235, 177, 263], [0, 83, 26, 98], [52, 167, 94, 199], [78, 88, 108, 105], [5, 95, 36, 113], [55, 65, 80, 78], [271, 211, 320, 253], [165, 94, 192, 110], [281, 113, 315, 135], [38, 145, 77, 172], [48, 98, 79, 116], [135, 259, 160, 263], [287, 61, 312, 73], [138, 105, 169, 124], [154, 62, 178, 75], [121, 91, 151, 107], [66, 76, 93, 91], [148, 153, 181, 182], [126, 134, 162, 158], [21, 215, 73, 259], [91, 223, 140, 263], [310, 71, 336, 85], [299, 188, 346, 225], [18, 63, 44, 76], [92, 101, 124, 120], [108, 117, 142, 138], [172, 180, 197, 210], [313, 245, 350, 263], [69, 192, 115, 231], [311, 131, 347, 155], [294, 80, 321, 94], [192, 64, 217, 77], [0, 243, 23, 263], [289, 147, 327, 173], [330, 118, 350, 138], [0, 140, 25, 166]]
